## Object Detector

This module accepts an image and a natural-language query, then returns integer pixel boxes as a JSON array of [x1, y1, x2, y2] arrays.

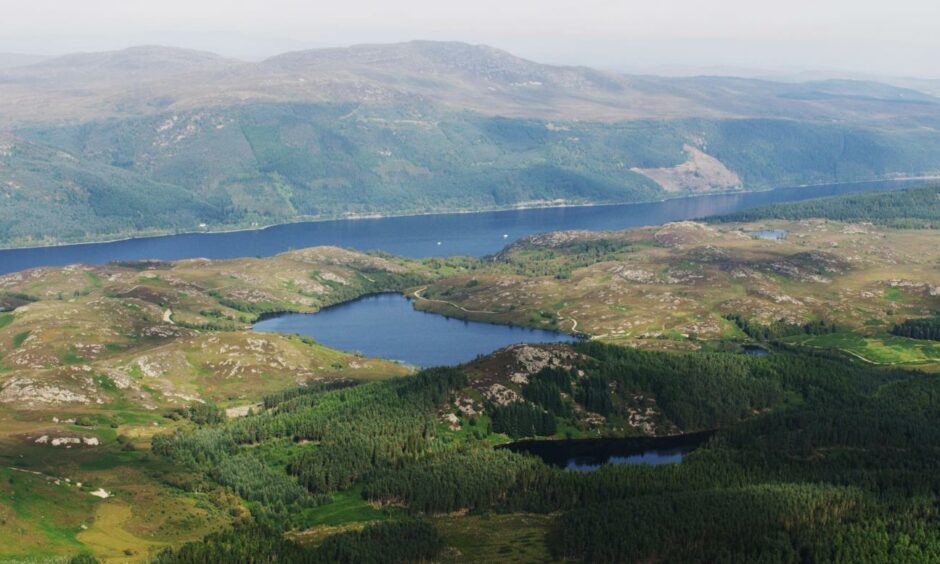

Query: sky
[[1, 0, 938, 78]]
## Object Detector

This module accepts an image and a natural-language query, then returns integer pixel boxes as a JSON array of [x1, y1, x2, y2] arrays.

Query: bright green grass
[[784, 332, 940, 365], [0, 313, 13, 330], [299, 487, 393, 527], [0, 466, 96, 560], [883, 287, 905, 302], [439, 414, 493, 444], [554, 419, 601, 440], [78, 448, 142, 473], [60, 348, 85, 365], [11, 331, 29, 348], [84, 272, 103, 289], [249, 438, 310, 474]]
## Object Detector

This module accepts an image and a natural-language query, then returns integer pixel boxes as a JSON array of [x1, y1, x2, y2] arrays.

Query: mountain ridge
[[1, 40, 938, 126]]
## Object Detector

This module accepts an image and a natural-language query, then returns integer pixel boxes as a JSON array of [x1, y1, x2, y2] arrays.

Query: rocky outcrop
[[0, 377, 93, 406]]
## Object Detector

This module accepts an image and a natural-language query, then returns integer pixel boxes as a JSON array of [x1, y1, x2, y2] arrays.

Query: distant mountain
[[5, 45, 238, 84], [0, 53, 48, 70], [0, 46, 241, 124], [0, 41, 939, 247], [1, 41, 937, 126], [246, 41, 680, 120]]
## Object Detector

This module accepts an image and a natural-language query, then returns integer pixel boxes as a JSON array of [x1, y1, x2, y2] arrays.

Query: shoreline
[[255, 290, 587, 339], [0, 175, 936, 253]]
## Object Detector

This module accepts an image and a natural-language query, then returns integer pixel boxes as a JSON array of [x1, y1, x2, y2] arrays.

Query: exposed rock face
[[498, 231, 604, 257], [442, 413, 461, 430], [654, 222, 720, 247], [454, 396, 480, 417], [888, 279, 940, 297], [225, 404, 260, 418], [633, 144, 742, 193], [610, 265, 657, 284], [505, 344, 579, 385], [32, 435, 99, 446], [289, 247, 409, 273], [483, 383, 521, 406], [318, 271, 349, 285], [0, 377, 93, 406]]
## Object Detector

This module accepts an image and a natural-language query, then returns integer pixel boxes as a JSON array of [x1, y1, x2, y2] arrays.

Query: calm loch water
[[252, 293, 580, 367], [0, 179, 921, 275], [503, 432, 714, 471]]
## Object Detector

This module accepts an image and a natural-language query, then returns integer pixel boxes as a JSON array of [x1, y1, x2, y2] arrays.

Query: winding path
[[410, 286, 499, 315], [412, 287, 593, 338]]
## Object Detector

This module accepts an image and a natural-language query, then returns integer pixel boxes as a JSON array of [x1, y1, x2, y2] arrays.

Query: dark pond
[[252, 293, 580, 368], [0, 179, 921, 275], [743, 345, 771, 356], [748, 229, 788, 240], [502, 431, 714, 471]]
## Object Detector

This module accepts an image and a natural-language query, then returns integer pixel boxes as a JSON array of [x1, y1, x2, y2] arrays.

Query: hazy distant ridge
[[1, 41, 937, 126]]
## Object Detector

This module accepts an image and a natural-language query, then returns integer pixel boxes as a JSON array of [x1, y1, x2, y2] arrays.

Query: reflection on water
[[565, 446, 688, 471], [503, 431, 713, 472]]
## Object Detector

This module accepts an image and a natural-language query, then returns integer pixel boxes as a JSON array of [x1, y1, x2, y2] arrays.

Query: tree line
[[892, 316, 940, 341]]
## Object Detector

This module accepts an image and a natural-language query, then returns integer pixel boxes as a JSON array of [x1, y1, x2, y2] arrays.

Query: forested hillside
[[893, 317, 940, 341], [145, 341, 940, 562], [710, 183, 940, 227], [5, 106, 940, 247]]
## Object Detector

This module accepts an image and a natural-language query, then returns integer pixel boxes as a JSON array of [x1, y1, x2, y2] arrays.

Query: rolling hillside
[[1, 41, 940, 247]]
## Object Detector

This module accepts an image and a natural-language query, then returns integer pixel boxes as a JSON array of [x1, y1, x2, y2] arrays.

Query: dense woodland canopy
[[724, 313, 840, 341], [150, 520, 444, 564], [711, 183, 940, 227], [147, 340, 940, 562], [892, 316, 940, 341]]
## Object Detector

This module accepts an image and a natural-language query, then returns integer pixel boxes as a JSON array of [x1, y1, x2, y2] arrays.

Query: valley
[[7, 0, 940, 560], [0, 184, 938, 561], [1, 42, 940, 248]]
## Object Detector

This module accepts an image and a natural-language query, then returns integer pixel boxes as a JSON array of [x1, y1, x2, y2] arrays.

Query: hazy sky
[[2, 0, 938, 78]]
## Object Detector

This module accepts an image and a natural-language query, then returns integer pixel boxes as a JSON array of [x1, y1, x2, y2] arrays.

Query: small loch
[[502, 431, 714, 472], [252, 293, 580, 368]]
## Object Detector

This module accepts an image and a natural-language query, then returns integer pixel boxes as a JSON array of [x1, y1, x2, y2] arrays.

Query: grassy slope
[[415, 221, 940, 369], [783, 332, 940, 365], [0, 427, 239, 562], [0, 247, 437, 411], [0, 247, 452, 561]]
